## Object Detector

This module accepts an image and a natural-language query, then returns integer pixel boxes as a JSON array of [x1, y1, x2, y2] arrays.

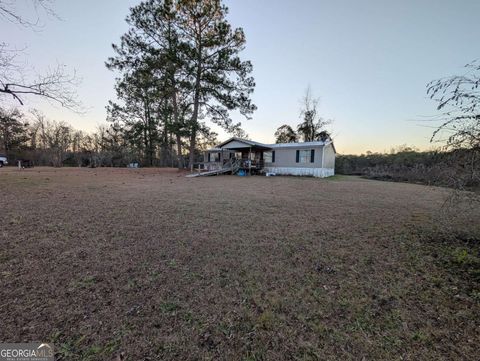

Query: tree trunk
[[188, 37, 203, 172], [176, 133, 183, 169], [188, 130, 196, 172], [171, 91, 183, 169]]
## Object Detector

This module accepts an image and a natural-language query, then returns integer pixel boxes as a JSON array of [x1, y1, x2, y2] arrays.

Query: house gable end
[[220, 140, 256, 149]]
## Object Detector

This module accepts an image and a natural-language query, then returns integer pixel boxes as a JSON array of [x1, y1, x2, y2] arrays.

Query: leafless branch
[[0, 0, 59, 29], [0, 44, 83, 112], [0, 63, 82, 111]]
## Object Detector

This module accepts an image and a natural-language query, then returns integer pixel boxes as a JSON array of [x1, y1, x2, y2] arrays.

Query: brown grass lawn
[[1, 167, 479, 360]]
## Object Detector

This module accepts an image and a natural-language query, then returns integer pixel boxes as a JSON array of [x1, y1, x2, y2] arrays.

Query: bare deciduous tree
[[427, 60, 480, 192], [297, 87, 331, 142], [0, 0, 57, 28], [0, 0, 80, 110], [427, 61, 480, 150], [0, 61, 80, 109]]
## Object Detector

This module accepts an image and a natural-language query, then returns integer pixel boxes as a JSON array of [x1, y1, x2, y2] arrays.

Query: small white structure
[[204, 137, 336, 178]]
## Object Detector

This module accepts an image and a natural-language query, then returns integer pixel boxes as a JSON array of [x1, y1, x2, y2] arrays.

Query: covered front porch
[[203, 138, 272, 175]]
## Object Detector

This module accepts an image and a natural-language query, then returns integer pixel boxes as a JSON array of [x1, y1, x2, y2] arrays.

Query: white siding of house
[[264, 146, 324, 168], [322, 143, 335, 169], [264, 167, 334, 178], [264, 144, 335, 177]]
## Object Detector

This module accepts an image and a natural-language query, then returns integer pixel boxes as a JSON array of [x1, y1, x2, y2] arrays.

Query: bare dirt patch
[[1, 167, 479, 360]]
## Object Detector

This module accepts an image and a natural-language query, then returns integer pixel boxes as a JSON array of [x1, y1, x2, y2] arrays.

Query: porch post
[[321, 146, 325, 168], [249, 147, 252, 175]]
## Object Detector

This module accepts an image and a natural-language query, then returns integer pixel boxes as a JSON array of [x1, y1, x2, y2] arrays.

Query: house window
[[264, 151, 276, 163], [264, 151, 273, 163], [297, 149, 310, 163], [209, 152, 220, 162]]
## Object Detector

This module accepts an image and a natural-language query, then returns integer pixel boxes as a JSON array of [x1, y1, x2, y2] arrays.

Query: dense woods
[[0, 108, 197, 167], [336, 147, 480, 191]]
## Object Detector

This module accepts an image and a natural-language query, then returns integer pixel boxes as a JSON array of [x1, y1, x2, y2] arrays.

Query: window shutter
[[208, 153, 211, 162], [296, 150, 300, 163], [311, 149, 315, 163], [272, 151, 275, 163]]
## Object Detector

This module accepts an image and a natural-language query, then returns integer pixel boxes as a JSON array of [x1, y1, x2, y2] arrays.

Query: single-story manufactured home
[[203, 137, 336, 177]]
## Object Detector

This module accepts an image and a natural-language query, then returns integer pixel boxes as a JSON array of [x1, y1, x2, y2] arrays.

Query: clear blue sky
[[2, 0, 479, 154]]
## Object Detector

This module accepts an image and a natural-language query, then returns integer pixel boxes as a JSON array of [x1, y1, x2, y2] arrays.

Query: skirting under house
[[264, 167, 334, 178]]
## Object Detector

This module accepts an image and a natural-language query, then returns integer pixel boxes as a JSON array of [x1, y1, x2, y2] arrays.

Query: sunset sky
[[2, 0, 479, 154]]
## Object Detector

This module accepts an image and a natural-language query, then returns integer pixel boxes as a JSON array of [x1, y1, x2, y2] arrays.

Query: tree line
[[0, 0, 255, 168], [336, 146, 480, 191], [0, 108, 156, 167]]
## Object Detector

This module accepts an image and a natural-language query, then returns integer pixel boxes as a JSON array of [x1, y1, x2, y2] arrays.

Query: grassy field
[[1, 167, 479, 360]]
